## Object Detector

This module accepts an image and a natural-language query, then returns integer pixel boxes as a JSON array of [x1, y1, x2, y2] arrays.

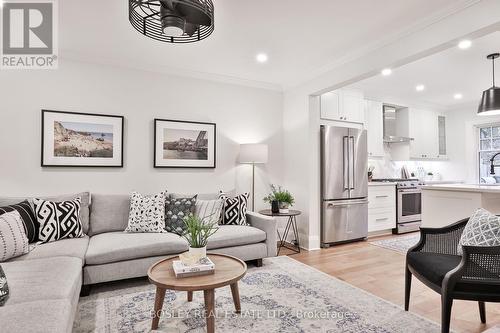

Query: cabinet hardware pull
[[376, 217, 389, 221], [375, 195, 388, 198]]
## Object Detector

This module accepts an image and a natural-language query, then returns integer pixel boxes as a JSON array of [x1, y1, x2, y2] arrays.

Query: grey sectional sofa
[[0, 192, 277, 333]]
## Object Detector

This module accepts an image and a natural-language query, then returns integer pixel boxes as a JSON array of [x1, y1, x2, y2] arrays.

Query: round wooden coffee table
[[148, 253, 247, 332]]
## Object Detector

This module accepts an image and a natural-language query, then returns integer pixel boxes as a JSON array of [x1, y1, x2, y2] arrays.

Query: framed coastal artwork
[[41, 110, 124, 167], [154, 119, 216, 168]]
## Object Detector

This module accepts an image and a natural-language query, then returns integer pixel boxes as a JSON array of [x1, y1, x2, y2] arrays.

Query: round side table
[[259, 209, 301, 255], [148, 253, 247, 332]]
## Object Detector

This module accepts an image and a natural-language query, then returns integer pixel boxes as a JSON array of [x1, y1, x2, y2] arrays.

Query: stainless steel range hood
[[383, 105, 413, 143]]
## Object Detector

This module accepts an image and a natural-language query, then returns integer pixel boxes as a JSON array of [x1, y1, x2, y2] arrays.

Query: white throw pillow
[[125, 191, 166, 233], [0, 211, 30, 261], [459, 208, 500, 254], [196, 199, 223, 225]]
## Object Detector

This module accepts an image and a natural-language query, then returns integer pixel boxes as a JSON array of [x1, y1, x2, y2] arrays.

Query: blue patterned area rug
[[370, 233, 421, 255], [74, 256, 439, 333]]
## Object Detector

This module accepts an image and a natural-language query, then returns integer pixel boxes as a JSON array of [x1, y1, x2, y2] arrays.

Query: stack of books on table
[[172, 257, 215, 278]]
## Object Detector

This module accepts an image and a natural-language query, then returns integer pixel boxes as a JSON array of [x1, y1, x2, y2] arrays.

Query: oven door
[[397, 188, 422, 223]]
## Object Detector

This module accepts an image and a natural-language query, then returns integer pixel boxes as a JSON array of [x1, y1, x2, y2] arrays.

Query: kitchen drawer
[[368, 187, 395, 209], [368, 207, 396, 232]]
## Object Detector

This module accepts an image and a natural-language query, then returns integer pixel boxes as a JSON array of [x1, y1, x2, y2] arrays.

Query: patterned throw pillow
[[196, 199, 223, 225], [0, 211, 30, 261], [459, 208, 500, 253], [165, 195, 197, 235], [125, 192, 166, 233], [0, 200, 38, 243], [0, 265, 9, 306], [219, 192, 249, 226], [33, 198, 84, 244]]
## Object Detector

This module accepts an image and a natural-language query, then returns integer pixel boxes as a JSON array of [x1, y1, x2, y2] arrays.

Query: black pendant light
[[129, 0, 214, 43], [478, 53, 500, 116]]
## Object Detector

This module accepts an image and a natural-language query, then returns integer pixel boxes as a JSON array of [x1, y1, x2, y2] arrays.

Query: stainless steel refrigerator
[[320, 125, 368, 247]]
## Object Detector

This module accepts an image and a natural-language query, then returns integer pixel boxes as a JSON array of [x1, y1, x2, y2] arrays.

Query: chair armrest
[[246, 212, 277, 257], [409, 218, 469, 255]]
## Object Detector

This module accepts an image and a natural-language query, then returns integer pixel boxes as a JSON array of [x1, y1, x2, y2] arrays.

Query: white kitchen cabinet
[[409, 108, 439, 159], [365, 100, 384, 157], [437, 115, 448, 159], [368, 184, 396, 232], [320, 89, 365, 124]]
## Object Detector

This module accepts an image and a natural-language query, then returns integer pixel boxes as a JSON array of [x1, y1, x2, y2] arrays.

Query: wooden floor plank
[[280, 234, 500, 333]]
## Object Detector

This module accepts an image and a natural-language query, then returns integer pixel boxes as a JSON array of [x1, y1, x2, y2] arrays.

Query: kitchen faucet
[[490, 152, 500, 174]]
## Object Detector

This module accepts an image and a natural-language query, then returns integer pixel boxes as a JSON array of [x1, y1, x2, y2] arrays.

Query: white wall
[[0, 60, 283, 212]]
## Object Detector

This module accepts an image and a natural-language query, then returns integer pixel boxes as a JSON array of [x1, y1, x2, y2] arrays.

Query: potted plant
[[264, 184, 295, 214], [181, 214, 219, 261]]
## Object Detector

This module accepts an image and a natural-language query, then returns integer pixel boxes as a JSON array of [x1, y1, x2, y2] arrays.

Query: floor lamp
[[239, 144, 268, 211]]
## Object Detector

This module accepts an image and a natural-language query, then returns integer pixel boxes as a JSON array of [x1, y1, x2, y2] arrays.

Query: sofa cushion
[[89, 194, 130, 236], [1, 256, 82, 306], [85, 231, 189, 265], [0, 192, 91, 234], [207, 225, 266, 250], [0, 299, 74, 333], [8, 236, 89, 265]]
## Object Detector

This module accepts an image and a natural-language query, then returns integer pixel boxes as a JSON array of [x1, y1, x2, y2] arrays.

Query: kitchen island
[[421, 184, 500, 228]]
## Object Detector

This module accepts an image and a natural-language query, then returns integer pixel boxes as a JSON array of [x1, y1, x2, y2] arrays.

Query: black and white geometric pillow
[[0, 265, 9, 306], [125, 191, 166, 233], [459, 208, 500, 253], [0, 200, 38, 243], [165, 195, 197, 235], [33, 197, 84, 244], [0, 211, 30, 261], [218, 192, 249, 226]]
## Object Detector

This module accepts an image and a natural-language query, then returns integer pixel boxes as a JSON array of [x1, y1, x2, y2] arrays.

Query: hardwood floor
[[280, 234, 500, 333]]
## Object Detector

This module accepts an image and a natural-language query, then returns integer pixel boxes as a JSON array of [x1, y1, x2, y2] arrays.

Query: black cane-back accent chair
[[405, 218, 500, 333]]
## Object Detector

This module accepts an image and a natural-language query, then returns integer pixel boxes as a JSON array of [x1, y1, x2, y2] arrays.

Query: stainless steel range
[[396, 180, 425, 234]]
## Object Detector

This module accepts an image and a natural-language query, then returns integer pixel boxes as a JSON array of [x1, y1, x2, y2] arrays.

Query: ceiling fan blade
[[176, 0, 212, 26]]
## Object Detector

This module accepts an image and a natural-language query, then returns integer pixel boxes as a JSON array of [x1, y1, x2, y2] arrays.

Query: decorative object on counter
[[41, 110, 124, 167], [0, 265, 8, 306], [478, 53, 500, 116], [259, 209, 301, 254], [368, 165, 375, 182], [181, 214, 218, 261], [401, 165, 410, 179], [239, 143, 268, 211], [263, 184, 295, 214], [426, 172, 434, 181], [154, 119, 216, 168]]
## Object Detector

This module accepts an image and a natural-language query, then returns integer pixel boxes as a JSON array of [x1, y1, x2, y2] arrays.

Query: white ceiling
[[349, 31, 500, 109], [58, 0, 469, 90]]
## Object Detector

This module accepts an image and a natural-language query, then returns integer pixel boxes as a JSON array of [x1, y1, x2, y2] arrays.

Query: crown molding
[[59, 50, 284, 92]]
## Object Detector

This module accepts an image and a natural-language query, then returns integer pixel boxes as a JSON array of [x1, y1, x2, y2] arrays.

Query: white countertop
[[422, 183, 500, 193], [368, 182, 396, 186]]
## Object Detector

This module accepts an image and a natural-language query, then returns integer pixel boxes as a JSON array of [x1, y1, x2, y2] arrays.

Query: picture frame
[[41, 110, 124, 167], [154, 119, 216, 168]]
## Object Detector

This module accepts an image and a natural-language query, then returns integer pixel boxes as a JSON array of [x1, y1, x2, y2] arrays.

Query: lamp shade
[[478, 86, 500, 116], [239, 144, 268, 164]]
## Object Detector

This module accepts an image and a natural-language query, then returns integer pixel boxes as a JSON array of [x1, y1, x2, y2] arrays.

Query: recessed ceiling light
[[381, 68, 392, 76], [416, 84, 425, 92], [454, 93, 463, 100], [458, 40, 472, 50], [256, 53, 268, 63]]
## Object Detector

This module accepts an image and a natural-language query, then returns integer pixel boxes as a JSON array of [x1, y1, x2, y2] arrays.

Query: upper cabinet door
[[409, 108, 439, 159], [342, 90, 365, 123], [320, 91, 341, 121], [365, 100, 384, 157]]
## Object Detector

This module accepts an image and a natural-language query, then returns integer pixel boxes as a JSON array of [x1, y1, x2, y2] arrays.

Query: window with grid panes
[[479, 125, 500, 182]]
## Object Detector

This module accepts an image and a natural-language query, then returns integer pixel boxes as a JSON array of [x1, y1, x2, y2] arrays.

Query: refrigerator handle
[[343, 136, 349, 191], [349, 136, 355, 190]]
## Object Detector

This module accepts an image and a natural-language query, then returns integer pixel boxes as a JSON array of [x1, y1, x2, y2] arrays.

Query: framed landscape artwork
[[154, 119, 216, 168], [41, 110, 124, 167]]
